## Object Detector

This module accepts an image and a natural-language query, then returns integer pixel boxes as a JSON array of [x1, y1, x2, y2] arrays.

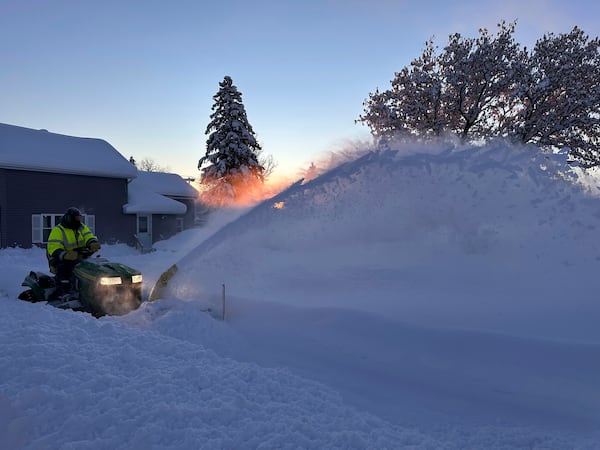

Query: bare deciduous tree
[[511, 27, 600, 167], [441, 22, 520, 139], [138, 157, 167, 172], [359, 22, 600, 167]]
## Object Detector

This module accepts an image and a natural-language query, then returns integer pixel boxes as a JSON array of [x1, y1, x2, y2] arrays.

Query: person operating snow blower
[[46, 207, 101, 298], [20, 206, 141, 316]]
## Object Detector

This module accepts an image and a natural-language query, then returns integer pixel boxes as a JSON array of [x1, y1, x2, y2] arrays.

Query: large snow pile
[[165, 141, 600, 342], [2, 141, 600, 449]]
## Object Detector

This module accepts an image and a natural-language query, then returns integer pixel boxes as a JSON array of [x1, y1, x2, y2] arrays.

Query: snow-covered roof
[[134, 171, 199, 198], [123, 180, 187, 214], [123, 171, 198, 214], [0, 123, 137, 179]]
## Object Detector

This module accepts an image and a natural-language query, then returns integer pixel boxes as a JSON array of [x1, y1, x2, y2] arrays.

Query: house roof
[[0, 122, 195, 215], [123, 181, 188, 214], [122, 171, 198, 214], [0, 123, 138, 179], [135, 171, 199, 198]]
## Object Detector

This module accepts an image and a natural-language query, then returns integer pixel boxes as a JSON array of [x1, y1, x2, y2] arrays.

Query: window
[[176, 217, 184, 233], [138, 216, 148, 233], [32, 213, 96, 244]]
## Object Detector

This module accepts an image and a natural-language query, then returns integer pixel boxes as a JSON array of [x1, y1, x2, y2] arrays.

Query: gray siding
[[174, 197, 196, 230], [149, 198, 196, 244], [0, 168, 136, 248], [0, 170, 6, 248], [152, 215, 179, 243]]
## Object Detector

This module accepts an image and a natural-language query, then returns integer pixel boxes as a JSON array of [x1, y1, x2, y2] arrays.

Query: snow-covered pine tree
[[198, 76, 265, 205]]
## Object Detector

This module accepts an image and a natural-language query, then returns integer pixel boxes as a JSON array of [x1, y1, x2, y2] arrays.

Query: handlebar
[[75, 248, 97, 259]]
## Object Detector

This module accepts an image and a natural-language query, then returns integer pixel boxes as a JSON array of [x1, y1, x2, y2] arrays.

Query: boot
[[55, 279, 72, 300]]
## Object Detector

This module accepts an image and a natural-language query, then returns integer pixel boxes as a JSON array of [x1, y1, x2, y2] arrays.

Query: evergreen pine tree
[[199, 76, 264, 205]]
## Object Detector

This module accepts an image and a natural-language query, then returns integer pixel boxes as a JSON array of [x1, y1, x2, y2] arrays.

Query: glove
[[88, 241, 101, 252], [63, 250, 79, 261]]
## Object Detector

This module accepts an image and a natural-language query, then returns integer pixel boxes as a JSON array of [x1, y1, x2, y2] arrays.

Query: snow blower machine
[[18, 249, 143, 317]]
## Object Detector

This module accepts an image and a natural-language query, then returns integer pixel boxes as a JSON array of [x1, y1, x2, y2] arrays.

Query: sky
[[2, 139, 600, 448], [1, 0, 600, 181]]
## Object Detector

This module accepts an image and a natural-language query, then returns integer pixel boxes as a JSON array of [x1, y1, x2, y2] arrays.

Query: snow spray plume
[[200, 138, 381, 206], [296, 138, 375, 184], [199, 173, 288, 208]]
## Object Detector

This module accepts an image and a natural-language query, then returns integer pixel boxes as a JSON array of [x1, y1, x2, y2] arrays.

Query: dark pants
[[49, 257, 78, 295]]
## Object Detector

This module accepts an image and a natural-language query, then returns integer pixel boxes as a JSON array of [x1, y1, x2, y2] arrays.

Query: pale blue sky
[[1, 0, 598, 179]]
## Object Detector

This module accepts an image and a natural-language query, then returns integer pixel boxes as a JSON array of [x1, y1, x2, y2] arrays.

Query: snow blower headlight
[[131, 274, 143, 284], [99, 276, 122, 286]]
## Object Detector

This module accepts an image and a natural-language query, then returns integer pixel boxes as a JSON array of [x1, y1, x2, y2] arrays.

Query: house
[[124, 171, 200, 250], [0, 123, 138, 248], [0, 123, 200, 250]]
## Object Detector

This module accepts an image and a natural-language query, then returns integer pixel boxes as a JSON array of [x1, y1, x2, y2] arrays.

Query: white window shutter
[[32, 215, 42, 243]]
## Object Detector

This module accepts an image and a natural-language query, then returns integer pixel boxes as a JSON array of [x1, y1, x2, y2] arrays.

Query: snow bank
[[0, 297, 437, 450]]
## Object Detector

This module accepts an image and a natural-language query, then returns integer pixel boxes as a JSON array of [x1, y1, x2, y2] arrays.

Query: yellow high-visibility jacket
[[46, 223, 98, 260]]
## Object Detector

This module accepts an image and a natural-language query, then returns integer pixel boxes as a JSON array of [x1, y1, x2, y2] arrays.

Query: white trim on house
[[135, 214, 153, 250]]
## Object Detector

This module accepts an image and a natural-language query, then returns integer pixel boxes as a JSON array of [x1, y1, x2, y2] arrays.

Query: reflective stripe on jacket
[[46, 224, 97, 259]]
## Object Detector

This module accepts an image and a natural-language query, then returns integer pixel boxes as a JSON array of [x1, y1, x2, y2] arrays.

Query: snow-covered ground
[[2, 141, 600, 449]]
